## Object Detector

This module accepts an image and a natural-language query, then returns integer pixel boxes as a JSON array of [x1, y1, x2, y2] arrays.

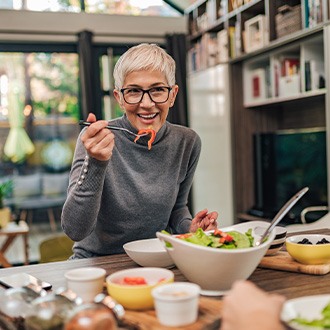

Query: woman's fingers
[[86, 112, 96, 122], [194, 209, 208, 220], [190, 209, 218, 232], [81, 114, 114, 161]]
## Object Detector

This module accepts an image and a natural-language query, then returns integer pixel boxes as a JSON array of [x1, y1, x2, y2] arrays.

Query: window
[[1, 0, 181, 16], [0, 48, 80, 174]]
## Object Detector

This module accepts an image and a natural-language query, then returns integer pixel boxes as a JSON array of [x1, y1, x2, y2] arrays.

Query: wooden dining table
[[0, 228, 329, 329]]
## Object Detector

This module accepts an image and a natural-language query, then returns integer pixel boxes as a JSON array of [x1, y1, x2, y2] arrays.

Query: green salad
[[291, 302, 330, 328], [163, 228, 254, 249]]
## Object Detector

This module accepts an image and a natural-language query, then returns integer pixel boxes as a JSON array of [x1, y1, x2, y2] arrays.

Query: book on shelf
[[276, 56, 300, 97], [273, 57, 281, 97], [187, 33, 220, 72], [206, 0, 217, 27], [187, 46, 198, 73], [281, 57, 300, 77], [217, 29, 229, 62], [229, 26, 236, 59], [250, 68, 267, 101], [234, 20, 242, 57], [218, 0, 226, 17], [265, 66, 272, 98], [305, 59, 325, 91], [306, 0, 322, 28], [206, 33, 218, 67]]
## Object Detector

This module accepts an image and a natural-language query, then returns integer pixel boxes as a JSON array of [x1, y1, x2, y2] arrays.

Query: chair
[[7, 172, 69, 232], [286, 210, 330, 233], [39, 234, 74, 263]]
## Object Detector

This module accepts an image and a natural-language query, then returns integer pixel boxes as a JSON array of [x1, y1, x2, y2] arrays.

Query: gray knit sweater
[[61, 114, 201, 258]]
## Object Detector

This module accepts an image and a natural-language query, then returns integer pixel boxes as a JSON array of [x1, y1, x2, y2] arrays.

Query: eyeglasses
[[120, 86, 172, 104]]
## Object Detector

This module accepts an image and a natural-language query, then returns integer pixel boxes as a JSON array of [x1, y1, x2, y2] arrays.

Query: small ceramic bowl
[[265, 226, 287, 256], [123, 238, 174, 268], [152, 282, 201, 327], [64, 267, 106, 302], [106, 267, 174, 310], [286, 234, 330, 265]]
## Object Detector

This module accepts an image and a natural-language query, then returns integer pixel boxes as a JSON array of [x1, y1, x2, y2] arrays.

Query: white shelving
[[243, 32, 325, 107]]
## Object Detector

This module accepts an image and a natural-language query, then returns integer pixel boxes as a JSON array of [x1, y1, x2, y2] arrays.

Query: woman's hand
[[189, 209, 218, 232], [81, 113, 115, 161], [221, 280, 286, 330]]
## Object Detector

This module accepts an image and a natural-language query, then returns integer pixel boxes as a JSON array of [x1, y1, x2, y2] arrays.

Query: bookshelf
[[186, 0, 330, 224]]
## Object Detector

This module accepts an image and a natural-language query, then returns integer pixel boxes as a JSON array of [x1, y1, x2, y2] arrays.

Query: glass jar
[[64, 293, 124, 330], [64, 302, 117, 330], [24, 288, 79, 330], [0, 286, 43, 330]]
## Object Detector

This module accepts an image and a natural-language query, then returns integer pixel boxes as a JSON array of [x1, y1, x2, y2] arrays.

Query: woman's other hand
[[81, 113, 115, 161], [221, 280, 286, 330], [189, 209, 218, 232]]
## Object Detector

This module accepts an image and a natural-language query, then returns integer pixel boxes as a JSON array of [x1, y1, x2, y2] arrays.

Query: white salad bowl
[[123, 238, 174, 268], [156, 221, 275, 296]]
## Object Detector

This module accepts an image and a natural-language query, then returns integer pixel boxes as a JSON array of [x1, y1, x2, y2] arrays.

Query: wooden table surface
[[0, 228, 329, 329]]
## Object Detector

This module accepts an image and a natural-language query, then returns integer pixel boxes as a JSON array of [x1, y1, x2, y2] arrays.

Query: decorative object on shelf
[[276, 4, 302, 39], [244, 14, 269, 53]]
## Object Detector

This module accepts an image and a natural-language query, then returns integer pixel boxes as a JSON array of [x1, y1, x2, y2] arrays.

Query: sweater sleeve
[[168, 133, 202, 234], [61, 131, 108, 241]]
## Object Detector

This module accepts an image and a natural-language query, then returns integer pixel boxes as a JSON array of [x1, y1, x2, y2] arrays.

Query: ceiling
[[165, 0, 197, 13]]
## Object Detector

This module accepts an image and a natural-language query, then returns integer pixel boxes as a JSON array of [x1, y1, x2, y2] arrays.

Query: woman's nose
[[140, 92, 155, 107]]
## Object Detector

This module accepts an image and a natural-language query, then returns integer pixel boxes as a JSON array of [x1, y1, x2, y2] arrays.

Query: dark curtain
[[78, 30, 100, 120], [165, 34, 189, 127], [166, 33, 194, 212]]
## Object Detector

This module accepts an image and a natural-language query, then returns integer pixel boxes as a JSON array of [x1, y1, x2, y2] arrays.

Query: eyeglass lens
[[122, 87, 171, 104]]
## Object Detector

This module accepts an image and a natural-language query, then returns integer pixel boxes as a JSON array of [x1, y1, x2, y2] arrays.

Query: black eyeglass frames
[[120, 86, 172, 104]]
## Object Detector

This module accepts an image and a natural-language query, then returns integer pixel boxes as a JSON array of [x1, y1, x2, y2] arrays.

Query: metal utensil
[[79, 120, 148, 138], [255, 186, 309, 246]]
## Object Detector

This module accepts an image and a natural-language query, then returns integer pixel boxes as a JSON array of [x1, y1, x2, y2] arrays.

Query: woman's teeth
[[138, 114, 157, 119]]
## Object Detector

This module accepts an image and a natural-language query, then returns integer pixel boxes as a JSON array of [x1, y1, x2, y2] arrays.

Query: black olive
[[316, 238, 330, 244], [298, 238, 312, 244]]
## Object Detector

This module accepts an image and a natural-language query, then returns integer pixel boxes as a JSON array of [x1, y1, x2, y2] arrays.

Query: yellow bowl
[[106, 267, 174, 310], [286, 234, 330, 265]]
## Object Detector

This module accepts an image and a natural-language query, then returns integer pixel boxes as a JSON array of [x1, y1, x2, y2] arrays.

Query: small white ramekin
[[152, 282, 200, 327]]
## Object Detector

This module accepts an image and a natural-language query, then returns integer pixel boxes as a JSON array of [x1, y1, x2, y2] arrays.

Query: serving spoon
[[254, 186, 309, 246]]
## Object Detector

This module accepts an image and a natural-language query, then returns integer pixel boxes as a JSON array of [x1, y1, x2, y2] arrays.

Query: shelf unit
[[186, 0, 330, 224]]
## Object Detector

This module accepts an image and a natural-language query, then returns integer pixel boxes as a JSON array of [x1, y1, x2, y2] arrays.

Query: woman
[[61, 43, 218, 259]]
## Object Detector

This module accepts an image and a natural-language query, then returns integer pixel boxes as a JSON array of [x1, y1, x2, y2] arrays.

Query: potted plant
[[0, 179, 13, 229]]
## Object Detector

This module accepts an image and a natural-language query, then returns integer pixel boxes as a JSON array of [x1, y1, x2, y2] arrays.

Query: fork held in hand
[[79, 120, 148, 138]]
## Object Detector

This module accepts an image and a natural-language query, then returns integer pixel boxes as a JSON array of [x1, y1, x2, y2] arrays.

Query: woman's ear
[[113, 89, 125, 109], [169, 85, 179, 107]]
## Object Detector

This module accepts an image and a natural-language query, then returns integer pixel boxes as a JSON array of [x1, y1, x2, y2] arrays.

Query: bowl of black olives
[[285, 234, 330, 265]]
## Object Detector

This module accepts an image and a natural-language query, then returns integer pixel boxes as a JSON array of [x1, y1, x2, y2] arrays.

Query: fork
[[79, 120, 148, 138]]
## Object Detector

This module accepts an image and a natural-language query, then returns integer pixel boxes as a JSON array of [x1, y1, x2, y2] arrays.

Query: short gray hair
[[113, 43, 176, 89]]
